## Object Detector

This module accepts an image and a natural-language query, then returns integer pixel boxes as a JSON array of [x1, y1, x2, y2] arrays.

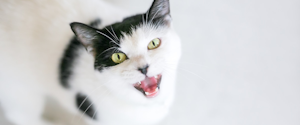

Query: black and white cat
[[0, 0, 181, 125]]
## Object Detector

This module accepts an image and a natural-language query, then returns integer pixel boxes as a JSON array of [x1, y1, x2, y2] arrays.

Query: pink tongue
[[140, 76, 157, 93]]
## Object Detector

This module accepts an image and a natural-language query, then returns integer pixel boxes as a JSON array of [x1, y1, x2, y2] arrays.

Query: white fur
[[0, 0, 181, 125]]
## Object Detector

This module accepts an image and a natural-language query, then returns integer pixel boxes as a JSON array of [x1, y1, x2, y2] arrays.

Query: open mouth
[[133, 74, 162, 98]]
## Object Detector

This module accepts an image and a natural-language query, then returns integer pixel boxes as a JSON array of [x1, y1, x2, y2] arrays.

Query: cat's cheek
[[148, 64, 165, 77], [120, 70, 145, 84]]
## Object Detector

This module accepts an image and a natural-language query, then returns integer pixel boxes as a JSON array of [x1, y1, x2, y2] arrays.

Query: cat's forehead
[[106, 14, 144, 40], [104, 13, 168, 41], [104, 15, 169, 56], [119, 25, 169, 57]]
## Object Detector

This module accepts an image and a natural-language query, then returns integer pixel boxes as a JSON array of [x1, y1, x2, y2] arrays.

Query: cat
[[0, 0, 181, 125]]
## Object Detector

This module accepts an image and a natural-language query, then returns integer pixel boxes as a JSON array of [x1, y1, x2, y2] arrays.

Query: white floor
[[1, 0, 300, 125]]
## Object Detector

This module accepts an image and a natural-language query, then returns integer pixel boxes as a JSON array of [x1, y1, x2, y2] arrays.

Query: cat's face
[[71, 0, 181, 104]]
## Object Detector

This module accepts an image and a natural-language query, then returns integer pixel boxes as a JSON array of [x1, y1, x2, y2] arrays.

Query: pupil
[[117, 54, 120, 60], [152, 41, 156, 46]]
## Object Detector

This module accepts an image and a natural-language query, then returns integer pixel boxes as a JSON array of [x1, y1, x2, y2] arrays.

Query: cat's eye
[[111, 53, 127, 64], [148, 38, 161, 50]]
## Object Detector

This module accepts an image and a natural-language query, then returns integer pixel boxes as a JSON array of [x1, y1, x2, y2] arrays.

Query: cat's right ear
[[147, 0, 171, 25], [70, 22, 100, 52]]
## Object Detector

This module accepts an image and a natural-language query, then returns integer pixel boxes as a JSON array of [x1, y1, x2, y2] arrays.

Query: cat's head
[[70, 0, 181, 104]]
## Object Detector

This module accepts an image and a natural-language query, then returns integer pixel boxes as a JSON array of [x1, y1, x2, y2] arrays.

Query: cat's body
[[0, 0, 181, 125]]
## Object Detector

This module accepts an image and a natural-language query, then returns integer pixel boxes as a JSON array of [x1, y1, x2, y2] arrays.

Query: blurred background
[[1, 0, 300, 125]]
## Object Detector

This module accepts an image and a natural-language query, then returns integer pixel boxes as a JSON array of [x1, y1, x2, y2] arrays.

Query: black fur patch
[[90, 15, 144, 71], [91, 0, 171, 70], [76, 93, 97, 120], [60, 19, 102, 88], [63, 0, 171, 87], [59, 37, 82, 88], [69, 0, 171, 72], [90, 19, 101, 28], [93, 13, 168, 71]]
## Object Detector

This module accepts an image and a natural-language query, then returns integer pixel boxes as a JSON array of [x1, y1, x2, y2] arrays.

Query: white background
[[1, 0, 299, 125], [105, 0, 300, 125]]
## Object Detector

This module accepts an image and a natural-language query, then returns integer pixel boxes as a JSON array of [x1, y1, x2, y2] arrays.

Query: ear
[[147, 0, 171, 24], [70, 22, 100, 52]]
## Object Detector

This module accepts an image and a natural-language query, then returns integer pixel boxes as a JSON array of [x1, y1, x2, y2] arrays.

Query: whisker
[[71, 80, 113, 124], [110, 26, 120, 41], [165, 61, 210, 68], [96, 47, 118, 58], [84, 84, 123, 121], [180, 62, 210, 68], [71, 87, 101, 124], [90, 85, 114, 120], [179, 68, 210, 84], [105, 27, 119, 43], [79, 101, 94, 119], [155, 19, 163, 28], [149, 8, 160, 25], [163, 64, 210, 84], [163, 68, 198, 86], [142, 14, 145, 25], [96, 31, 119, 46], [112, 47, 119, 53], [77, 92, 112, 123], [146, 9, 149, 25], [92, 107, 98, 120]]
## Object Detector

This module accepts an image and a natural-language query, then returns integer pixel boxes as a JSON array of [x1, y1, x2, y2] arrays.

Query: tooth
[[154, 75, 157, 79], [138, 81, 141, 85], [145, 88, 159, 96]]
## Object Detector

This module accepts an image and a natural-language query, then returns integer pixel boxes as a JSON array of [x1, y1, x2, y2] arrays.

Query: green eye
[[148, 38, 161, 50], [111, 53, 127, 63]]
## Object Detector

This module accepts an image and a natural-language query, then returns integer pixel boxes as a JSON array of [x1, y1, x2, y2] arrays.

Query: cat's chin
[[133, 74, 162, 98]]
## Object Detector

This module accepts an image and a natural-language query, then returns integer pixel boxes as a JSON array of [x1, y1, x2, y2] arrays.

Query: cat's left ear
[[70, 22, 100, 53], [147, 0, 171, 25]]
